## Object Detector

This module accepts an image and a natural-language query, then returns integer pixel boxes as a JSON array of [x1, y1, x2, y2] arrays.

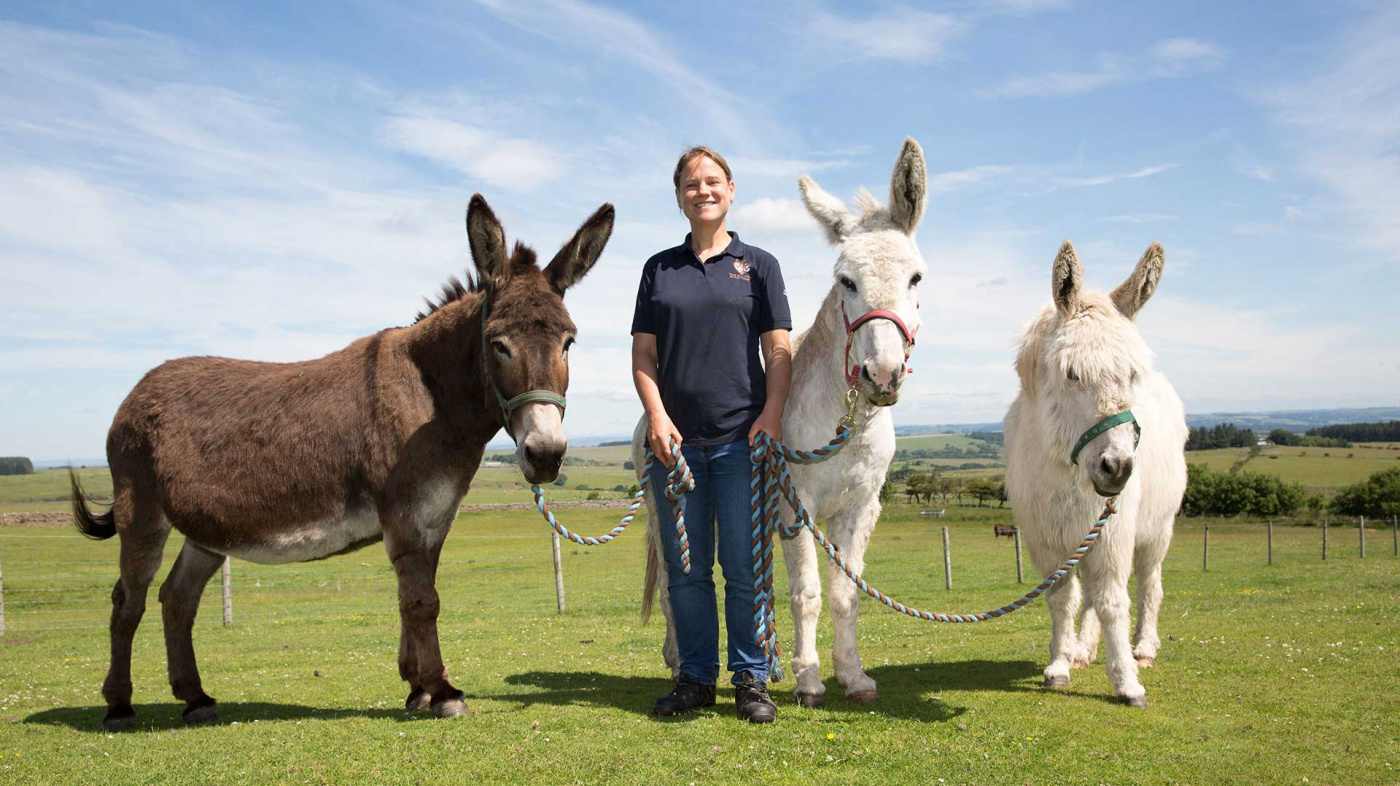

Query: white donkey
[[636, 138, 929, 708], [1004, 240, 1187, 708]]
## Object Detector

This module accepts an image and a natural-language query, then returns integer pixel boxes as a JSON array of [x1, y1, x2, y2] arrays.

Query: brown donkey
[[70, 194, 613, 731]]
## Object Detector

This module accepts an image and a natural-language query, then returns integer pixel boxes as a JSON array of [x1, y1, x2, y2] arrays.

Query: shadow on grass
[[489, 659, 1053, 721], [24, 702, 426, 733]]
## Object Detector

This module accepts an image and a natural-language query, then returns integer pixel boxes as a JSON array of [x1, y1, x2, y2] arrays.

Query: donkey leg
[[781, 528, 824, 708], [387, 529, 465, 719], [400, 624, 430, 711], [1132, 539, 1169, 668], [1074, 605, 1102, 668], [825, 506, 878, 704], [1040, 573, 1081, 688], [102, 493, 170, 732], [1081, 567, 1147, 707], [158, 540, 224, 725]]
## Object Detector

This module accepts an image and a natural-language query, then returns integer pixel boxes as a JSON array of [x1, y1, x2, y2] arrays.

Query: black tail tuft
[[70, 469, 116, 540]]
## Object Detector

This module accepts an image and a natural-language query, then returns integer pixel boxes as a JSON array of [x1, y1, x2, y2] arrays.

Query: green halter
[[481, 300, 567, 443], [1070, 411, 1141, 465]]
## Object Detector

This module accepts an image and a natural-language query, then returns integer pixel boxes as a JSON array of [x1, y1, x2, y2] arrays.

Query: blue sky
[[2, 0, 1397, 459]]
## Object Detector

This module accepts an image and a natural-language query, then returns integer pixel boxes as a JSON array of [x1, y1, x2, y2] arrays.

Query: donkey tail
[[70, 469, 116, 540], [641, 525, 659, 625]]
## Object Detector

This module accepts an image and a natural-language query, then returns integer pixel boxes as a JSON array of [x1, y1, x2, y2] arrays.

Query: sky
[[2, 0, 1398, 460]]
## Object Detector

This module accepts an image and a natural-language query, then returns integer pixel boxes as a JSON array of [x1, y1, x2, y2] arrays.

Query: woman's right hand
[[647, 414, 683, 468]]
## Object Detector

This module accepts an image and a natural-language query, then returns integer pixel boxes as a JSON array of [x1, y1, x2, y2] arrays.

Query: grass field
[[1181, 444, 1399, 492], [1, 501, 1396, 785]]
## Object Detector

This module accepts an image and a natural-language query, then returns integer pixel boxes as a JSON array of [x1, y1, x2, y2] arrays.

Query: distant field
[[0, 468, 112, 514], [892, 433, 996, 453], [1184, 443, 1400, 491]]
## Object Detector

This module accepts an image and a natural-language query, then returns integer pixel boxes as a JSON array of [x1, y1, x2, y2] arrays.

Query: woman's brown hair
[[672, 146, 732, 189]]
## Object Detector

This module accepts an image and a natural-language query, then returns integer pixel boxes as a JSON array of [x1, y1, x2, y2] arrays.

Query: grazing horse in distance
[[638, 138, 929, 708], [1003, 240, 1188, 708], [71, 195, 614, 731]]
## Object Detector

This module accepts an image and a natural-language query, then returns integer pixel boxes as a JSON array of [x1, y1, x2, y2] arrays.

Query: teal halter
[[481, 299, 567, 443], [1070, 411, 1141, 465]]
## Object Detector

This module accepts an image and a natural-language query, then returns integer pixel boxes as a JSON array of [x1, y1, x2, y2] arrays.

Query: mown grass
[[1184, 444, 1399, 491], [1, 501, 1396, 785]]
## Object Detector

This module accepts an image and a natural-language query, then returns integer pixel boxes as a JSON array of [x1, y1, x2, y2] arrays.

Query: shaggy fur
[[70, 195, 614, 730], [637, 138, 929, 707], [1004, 240, 1188, 708]]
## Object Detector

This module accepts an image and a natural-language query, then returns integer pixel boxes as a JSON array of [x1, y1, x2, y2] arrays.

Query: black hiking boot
[[734, 671, 777, 724], [653, 673, 716, 716]]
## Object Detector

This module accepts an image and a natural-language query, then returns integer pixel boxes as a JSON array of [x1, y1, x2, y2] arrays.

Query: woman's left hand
[[748, 408, 783, 445]]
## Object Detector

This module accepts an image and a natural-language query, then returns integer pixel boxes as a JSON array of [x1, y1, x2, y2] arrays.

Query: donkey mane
[[414, 242, 540, 323]]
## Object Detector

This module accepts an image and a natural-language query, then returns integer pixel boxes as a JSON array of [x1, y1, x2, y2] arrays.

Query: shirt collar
[[682, 231, 747, 263]]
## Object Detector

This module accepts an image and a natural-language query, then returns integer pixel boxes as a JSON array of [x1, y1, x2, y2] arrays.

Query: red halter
[[842, 299, 918, 389]]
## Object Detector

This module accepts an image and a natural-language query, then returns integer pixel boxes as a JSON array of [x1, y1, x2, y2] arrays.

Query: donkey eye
[[840, 276, 857, 293], [491, 340, 511, 358], [563, 337, 575, 353], [910, 273, 922, 287], [1066, 368, 1079, 383], [1130, 370, 1140, 385]]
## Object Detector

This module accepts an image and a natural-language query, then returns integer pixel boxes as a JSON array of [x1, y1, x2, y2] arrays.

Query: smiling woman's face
[[675, 155, 734, 225]]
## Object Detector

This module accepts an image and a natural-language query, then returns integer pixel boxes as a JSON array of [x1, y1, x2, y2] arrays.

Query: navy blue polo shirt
[[632, 232, 792, 446]]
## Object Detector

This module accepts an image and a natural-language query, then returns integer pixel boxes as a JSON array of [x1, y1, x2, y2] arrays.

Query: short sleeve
[[631, 259, 658, 335], [756, 254, 793, 332]]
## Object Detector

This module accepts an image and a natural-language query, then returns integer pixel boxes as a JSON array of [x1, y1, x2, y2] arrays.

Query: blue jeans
[[651, 439, 767, 686]]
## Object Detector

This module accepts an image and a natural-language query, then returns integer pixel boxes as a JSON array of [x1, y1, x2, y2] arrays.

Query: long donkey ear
[[545, 203, 615, 295], [1051, 240, 1083, 317], [1111, 241, 1164, 320], [466, 194, 510, 290], [888, 136, 927, 235], [799, 175, 854, 244]]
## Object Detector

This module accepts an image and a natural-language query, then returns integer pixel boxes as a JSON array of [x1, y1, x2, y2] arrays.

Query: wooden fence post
[[1359, 516, 1366, 558], [1322, 519, 1328, 561], [1267, 520, 1273, 566], [1203, 522, 1209, 571], [1393, 514, 1397, 557], [551, 531, 566, 613], [0, 556, 6, 637], [221, 557, 232, 627], [942, 526, 952, 590], [1014, 526, 1024, 584]]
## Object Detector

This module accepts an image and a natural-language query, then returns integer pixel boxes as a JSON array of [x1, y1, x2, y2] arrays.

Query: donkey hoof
[[431, 697, 468, 719], [794, 691, 825, 709], [1135, 656, 1155, 669], [846, 689, 880, 705], [182, 702, 219, 726], [1042, 675, 1070, 689], [1120, 694, 1149, 709], [406, 690, 432, 712], [103, 708, 137, 733]]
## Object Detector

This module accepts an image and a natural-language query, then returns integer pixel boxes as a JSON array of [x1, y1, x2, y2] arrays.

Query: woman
[[631, 147, 793, 724]]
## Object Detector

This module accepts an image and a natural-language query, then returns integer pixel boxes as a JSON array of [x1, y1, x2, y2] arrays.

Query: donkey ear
[[545, 203, 615, 295], [888, 137, 927, 235], [466, 194, 510, 290], [1051, 240, 1083, 317], [799, 175, 853, 244], [1111, 241, 1164, 320]]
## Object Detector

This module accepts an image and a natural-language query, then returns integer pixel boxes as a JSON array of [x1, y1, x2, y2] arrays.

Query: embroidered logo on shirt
[[730, 258, 751, 282]]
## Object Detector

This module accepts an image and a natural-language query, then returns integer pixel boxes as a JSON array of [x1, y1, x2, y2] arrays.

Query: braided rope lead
[[748, 429, 1118, 682], [531, 441, 697, 573]]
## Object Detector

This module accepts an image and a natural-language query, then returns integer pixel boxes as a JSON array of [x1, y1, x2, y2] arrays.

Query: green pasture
[[1183, 444, 1399, 491], [892, 434, 996, 453], [1, 502, 1396, 785]]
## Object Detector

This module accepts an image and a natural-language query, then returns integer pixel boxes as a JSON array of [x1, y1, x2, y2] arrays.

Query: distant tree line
[[1185, 423, 1256, 451], [903, 471, 1007, 507], [0, 457, 34, 475], [1180, 464, 1305, 517], [894, 443, 1000, 460], [1329, 467, 1400, 518], [967, 431, 1004, 446], [1266, 429, 1350, 448], [1306, 420, 1400, 443]]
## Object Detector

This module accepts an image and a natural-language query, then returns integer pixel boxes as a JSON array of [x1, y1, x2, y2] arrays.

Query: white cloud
[[1055, 163, 1178, 189], [1259, 5, 1400, 261], [806, 7, 969, 64], [992, 37, 1225, 98], [383, 114, 563, 191], [927, 165, 1013, 194], [730, 198, 817, 235]]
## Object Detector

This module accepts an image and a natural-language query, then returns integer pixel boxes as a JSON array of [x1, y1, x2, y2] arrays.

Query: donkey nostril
[[1099, 456, 1116, 477], [860, 364, 874, 384]]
